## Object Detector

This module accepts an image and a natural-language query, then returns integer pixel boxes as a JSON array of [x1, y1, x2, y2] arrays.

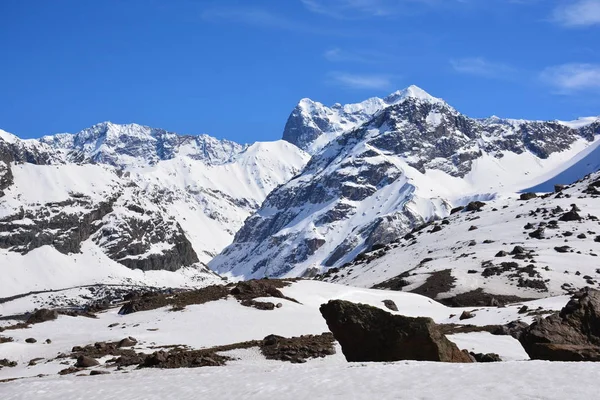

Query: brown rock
[[75, 355, 100, 368], [519, 288, 600, 361], [27, 309, 58, 324], [319, 300, 472, 363], [117, 337, 138, 348]]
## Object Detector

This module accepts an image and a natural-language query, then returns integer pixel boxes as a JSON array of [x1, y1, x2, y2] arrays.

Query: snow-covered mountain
[[282, 85, 443, 154], [211, 86, 600, 280], [0, 123, 308, 296], [39, 122, 246, 168]]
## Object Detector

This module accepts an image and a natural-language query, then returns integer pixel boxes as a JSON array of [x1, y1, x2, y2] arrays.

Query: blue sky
[[1, 0, 599, 142]]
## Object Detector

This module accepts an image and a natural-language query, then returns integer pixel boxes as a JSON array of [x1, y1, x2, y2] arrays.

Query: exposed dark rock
[[25, 338, 37, 343], [554, 246, 571, 253], [410, 269, 456, 299], [240, 299, 276, 310], [230, 279, 299, 303], [510, 246, 526, 255], [495, 251, 508, 257], [26, 309, 58, 324], [117, 337, 138, 348], [559, 210, 582, 222], [90, 370, 110, 376], [465, 201, 485, 212], [260, 333, 336, 363], [470, 352, 502, 362], [519, 193, 537, 201], [382, 300, 398, 311], [529, 228, 545, 239], [519, 288, 600, 361], [459, 311, 474, 320], [0, 359, 17, 368], [440, 289, 533, 308], [75, 355, 100, 368], [119, 285, 229, 315], [319, 300, 472, 363], [451, 206, 465, 214]]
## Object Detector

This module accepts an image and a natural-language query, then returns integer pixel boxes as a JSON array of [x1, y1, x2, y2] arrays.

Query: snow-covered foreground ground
[[0, 280, 570, 390], [2, 358, 599, 400]]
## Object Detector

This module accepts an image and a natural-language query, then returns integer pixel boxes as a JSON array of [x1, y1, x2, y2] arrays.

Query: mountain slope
[[211, 87, 600, 280], [0, 125, 309, 295], [320, 170, 600, 304]]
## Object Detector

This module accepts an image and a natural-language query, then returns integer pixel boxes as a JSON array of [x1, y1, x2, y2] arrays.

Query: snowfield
[[3, 360, 600, 400], [0, 280, 594, 399]]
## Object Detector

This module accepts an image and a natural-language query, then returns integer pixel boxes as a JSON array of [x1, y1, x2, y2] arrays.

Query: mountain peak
[[384, 85, 445, 105]]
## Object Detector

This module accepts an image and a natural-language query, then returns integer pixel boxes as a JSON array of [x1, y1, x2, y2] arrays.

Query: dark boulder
[[117, 337, 138, 348], [559, 210, 582, 222], [519, 288, 600, 361], [319, 300, 472, 363], [519, 193, 537, 201], [27, 309, 58, 324], [465, 201, 485, 212], [470, 352, 502, 362], [382, 300, 398, 311], [75, 355, 100, 368], [450, 206, 464, 214]]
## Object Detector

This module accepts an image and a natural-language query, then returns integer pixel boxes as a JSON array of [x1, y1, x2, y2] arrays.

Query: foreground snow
[[2, 359, 599, 400]]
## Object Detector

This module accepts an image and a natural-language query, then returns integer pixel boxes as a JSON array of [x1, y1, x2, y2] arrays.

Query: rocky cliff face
[[211, 87, 600, 279]]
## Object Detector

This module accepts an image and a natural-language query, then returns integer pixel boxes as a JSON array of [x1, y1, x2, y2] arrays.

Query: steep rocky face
[[39, 122, 246, 168], [211, 87, 600, 279], [282, 85, 441, 154]]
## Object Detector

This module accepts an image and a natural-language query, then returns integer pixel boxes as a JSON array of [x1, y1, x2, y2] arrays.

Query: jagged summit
[[384, 85, 445, 105], [283, 86, 451, 154], [38, 121, 247, 168]]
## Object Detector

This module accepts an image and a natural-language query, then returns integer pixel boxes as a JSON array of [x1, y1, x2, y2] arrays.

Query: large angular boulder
[[319, 300, 472, 363], [519, 288, 600, 361]]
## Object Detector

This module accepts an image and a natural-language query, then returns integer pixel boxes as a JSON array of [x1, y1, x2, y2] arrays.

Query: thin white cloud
[[552, 0, 600, 27], [323, 47, 397, 63], [328, 71, 394, 89], [301, 0, 437, 19], [540, 63, 600, 93], [450, 57, 515, 79], [202, 7, 345, 35]]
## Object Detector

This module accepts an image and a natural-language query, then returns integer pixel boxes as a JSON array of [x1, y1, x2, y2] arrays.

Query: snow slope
[[0, 279, 585, 399], [322, 170, 600, 303]]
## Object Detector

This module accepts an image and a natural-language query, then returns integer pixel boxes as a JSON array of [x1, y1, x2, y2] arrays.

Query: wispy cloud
[[301, 0, 437, 19], [323, 47, 401, 64], [540, 63, 600, 93], [328, 71, 394, 89], [552, 0, 600, 27], [450, 57, 516, 79], [202, 7, 347, 35]]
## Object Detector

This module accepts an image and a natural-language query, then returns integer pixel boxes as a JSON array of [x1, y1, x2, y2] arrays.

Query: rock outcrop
[[319, 300, 472, 363], [519, 288, 600, 361]]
